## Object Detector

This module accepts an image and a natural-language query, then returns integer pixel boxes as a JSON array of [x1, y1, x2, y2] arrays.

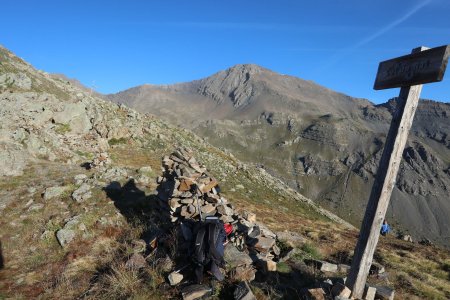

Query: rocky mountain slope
[[107, 64, 450, 248], [1, 45, 449, 299]]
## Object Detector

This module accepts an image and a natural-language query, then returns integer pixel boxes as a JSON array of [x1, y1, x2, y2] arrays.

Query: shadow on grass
[[75, 179, 179, 298], [253, 261, 327, 300], [99, 178, 333, 299], [104, 179, 172, 244]]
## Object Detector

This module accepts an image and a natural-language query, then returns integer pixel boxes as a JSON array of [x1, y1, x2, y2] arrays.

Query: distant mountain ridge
[[107, 64, 372, 125], [106, 64, 450, 247]]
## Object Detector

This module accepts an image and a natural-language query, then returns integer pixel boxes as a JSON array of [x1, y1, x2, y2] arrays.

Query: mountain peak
[[196, 64, 270, 107], [225, 63, 267, 75]]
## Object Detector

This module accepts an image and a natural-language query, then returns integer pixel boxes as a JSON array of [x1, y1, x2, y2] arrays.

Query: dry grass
[[1, 124, 450, 299]]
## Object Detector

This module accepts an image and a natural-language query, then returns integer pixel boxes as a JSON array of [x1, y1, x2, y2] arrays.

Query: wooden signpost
[[347, 45, 450, 299]]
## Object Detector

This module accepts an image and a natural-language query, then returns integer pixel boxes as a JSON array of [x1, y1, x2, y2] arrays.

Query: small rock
[[253, 236, 276, 253], [337, 264, 351, 274], [182, 284, 211, 300], [72, 184, 92, 203], [224, 244, 253, 267], [125, 253, 147, 269], [28, 203, 44, 211], [331, 282, 351, 298], [320, 261, 338, 273], [306, 288, 325, 300], [234, 281, 256, 300], [260, 259, 277, 272], [235, 184, 245, 190], [24, 199, 34, 207], [56, 229, 75, 247], [217, 204, 234, 216], [243, 211, 256, 223], [401, 234, 413, 242], [201, 203, 216, 214], [43, 186, 70, 200], [168, 271, 183, 286], [374, 285, 395, 300], [74, 174, 87, 184], [363, 286, 376, 300]]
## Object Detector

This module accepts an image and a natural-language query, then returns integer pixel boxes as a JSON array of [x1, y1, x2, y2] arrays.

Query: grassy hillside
[[0, 45, 449, 299]]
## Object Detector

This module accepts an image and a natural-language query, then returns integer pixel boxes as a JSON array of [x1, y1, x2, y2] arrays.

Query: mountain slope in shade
[[107, 64, 450, 247]]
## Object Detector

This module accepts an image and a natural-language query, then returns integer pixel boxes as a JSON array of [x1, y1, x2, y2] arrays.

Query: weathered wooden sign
[[374, 45, 449, 90], [347, 45, 449, 299]]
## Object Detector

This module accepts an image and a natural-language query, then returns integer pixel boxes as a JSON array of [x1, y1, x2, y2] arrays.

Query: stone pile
[[158, 147, 233, 223], [158, 148, 280, 277]]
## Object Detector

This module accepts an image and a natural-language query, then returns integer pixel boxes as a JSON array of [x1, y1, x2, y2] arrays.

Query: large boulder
[[0, 143, 28, 176], [43, 185, 71, 200], [0, 72, 32, 90], [53, 102, 92, 134]]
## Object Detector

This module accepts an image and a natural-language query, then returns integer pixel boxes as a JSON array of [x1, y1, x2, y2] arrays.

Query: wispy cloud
[[352, 0, 433, 49], [316, 0, 433, 72]]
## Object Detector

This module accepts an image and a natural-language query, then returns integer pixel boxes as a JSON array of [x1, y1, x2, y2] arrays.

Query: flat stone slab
[[253, 236, 276, 252], [182, 284, 211, 300], [43, 186, 70, 200], [373, 285, 395, 300], [306, 288, 325, 300], [224, 244, 253, 268]]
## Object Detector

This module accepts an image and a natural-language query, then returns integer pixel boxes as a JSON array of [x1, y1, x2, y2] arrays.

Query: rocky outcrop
[[197, 64, 263, 107], [0, 46, 148, 178]]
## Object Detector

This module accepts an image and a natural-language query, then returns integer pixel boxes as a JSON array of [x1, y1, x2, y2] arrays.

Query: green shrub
[[55, 123, 71, 134], [277, 261, 292, 273], [301, 243, 322, 260], [109, 137, 128, 146]]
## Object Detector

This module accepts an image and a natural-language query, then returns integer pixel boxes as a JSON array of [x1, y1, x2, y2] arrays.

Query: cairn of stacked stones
[[158, 148, 232, 223], [158, 148, 280, 272]]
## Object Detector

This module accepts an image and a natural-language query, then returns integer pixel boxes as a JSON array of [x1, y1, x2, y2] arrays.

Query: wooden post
[[347, 46, 428, 298]]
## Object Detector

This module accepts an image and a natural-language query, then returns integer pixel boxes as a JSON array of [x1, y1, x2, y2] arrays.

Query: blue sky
[[1, 0, 449, 104]]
